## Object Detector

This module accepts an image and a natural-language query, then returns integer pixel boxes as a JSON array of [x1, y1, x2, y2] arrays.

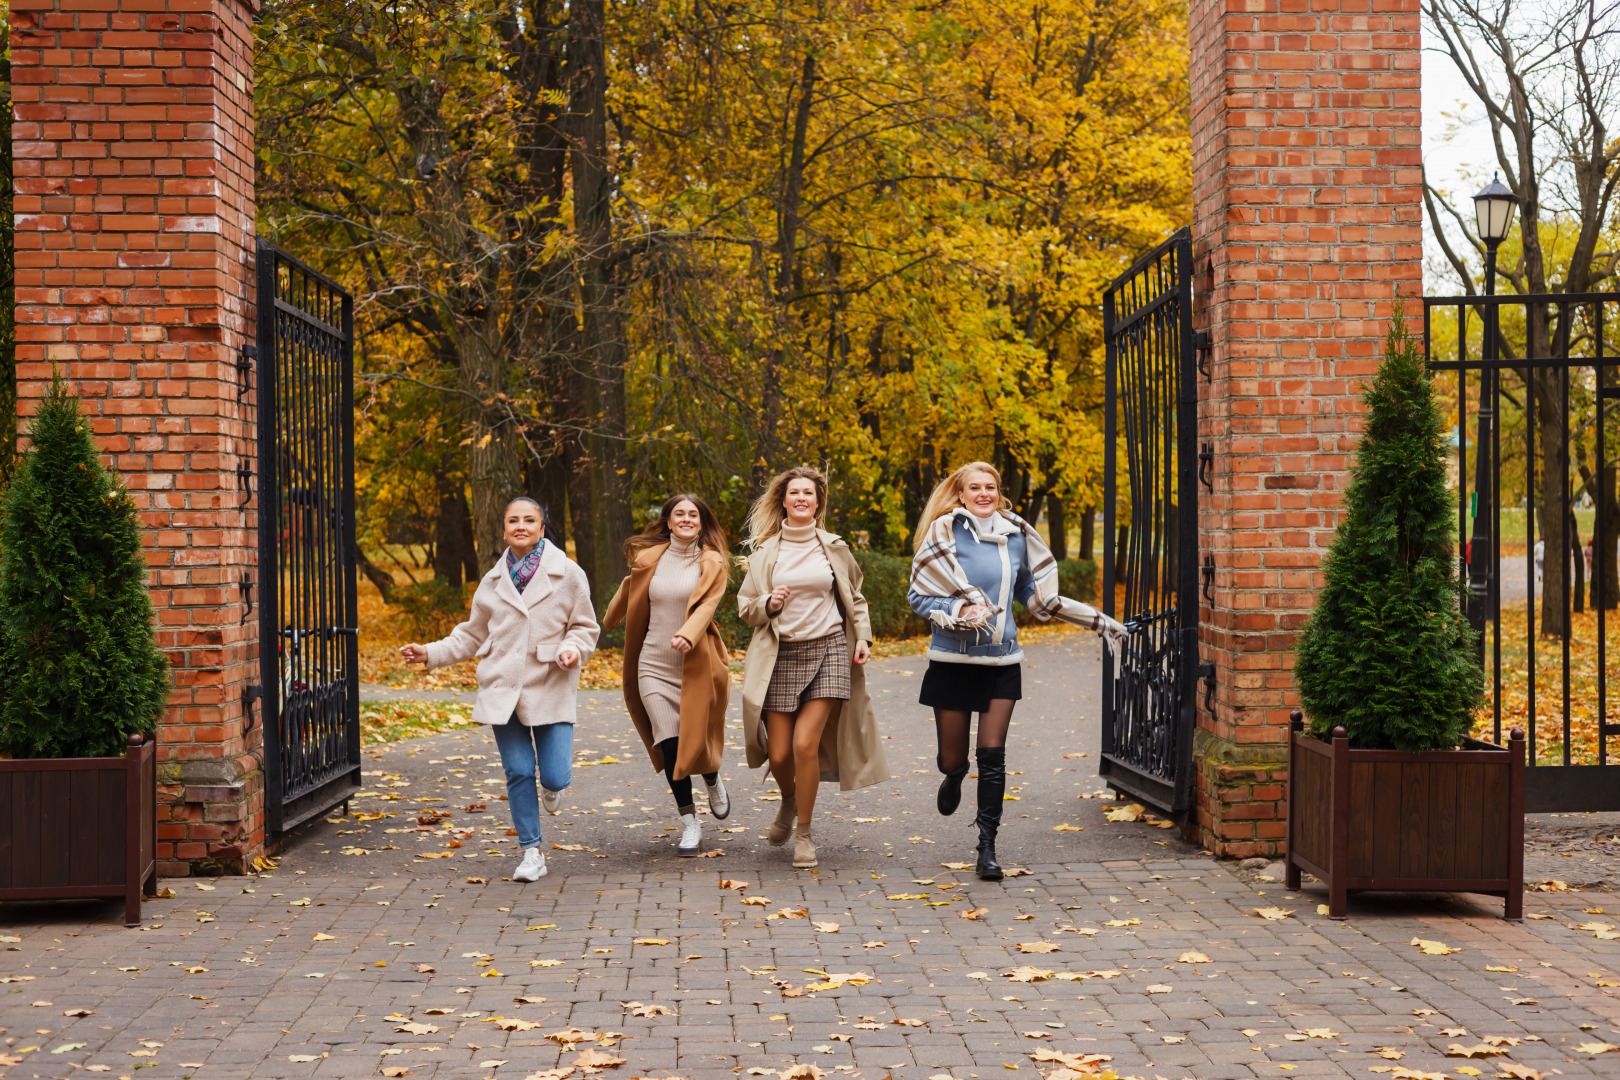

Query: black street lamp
[[1467, 175, 1518, 657]]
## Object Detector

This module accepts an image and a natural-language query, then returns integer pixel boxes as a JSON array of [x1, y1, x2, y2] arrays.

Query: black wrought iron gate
[[1101, 228, 1200, 814], [254, 242, 361, 833]]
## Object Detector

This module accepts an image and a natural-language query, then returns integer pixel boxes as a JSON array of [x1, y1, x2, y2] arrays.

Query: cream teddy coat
[[423, 542, 600, 727]]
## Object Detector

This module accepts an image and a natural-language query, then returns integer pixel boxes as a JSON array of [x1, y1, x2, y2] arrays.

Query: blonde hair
[[744, 466, 829, 549], [913, 462, 1011, 551]]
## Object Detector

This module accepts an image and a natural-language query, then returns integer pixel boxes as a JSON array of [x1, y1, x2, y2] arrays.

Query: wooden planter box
[[0, 735, 158, 927], [1285, 712, 1523, 920]]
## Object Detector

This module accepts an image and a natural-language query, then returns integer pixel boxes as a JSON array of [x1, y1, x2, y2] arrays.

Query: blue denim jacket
[[907, 512, 1036, 665]]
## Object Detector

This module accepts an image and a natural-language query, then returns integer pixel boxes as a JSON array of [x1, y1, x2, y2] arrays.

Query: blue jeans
[[490, 721, 574, 849]]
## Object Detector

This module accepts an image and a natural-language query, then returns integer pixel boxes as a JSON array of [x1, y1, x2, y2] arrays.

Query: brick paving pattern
[[3, 640, 1618, 1080]]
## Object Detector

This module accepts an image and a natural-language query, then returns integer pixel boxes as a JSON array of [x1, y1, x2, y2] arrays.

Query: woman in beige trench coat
[[738, 466, 890, 868], [603, 493, 732, 856]]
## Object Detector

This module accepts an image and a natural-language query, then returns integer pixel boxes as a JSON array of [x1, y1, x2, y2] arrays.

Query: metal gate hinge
[[244, 683, 262, 730], [1202, 554, 1215, 605], [1194, 330, 1212, 382], [1198, 443, 1214, 492], [236, 457, 254, 508], [1197, 662, 1216, 714], [237, 344, 258, 403], [240, 571, 254, 625]]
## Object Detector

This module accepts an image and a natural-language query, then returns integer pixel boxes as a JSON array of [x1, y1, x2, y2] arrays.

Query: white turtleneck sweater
[[771, 524, 842, 641], [639, 535, 703, 742]]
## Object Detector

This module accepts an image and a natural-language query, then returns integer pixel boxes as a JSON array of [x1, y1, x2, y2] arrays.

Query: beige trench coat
[[737, 530, 890, 791], [424, 543, 600, 727], [601, 544, 731, 780]]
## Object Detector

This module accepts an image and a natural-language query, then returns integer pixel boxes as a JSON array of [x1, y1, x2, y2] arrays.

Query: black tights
[[656, 736, 717, 814], [933, 700, 1016, 774]]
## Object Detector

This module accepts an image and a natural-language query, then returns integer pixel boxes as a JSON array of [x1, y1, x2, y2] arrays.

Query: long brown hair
[[744, 466, 829, 550], [913, 462, 1011, 551], [624, 493, 729, 565]]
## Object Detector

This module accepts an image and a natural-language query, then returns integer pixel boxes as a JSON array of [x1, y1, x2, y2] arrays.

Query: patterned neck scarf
[[506, 542, 545, 593]]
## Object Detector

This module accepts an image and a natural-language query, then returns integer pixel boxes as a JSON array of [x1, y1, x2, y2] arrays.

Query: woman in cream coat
[[603, 493, 732, 856], [399, 497, 599, 884], [738, 466, 890, 868]]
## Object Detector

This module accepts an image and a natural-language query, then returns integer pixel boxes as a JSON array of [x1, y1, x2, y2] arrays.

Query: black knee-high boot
[[974, 746, 1006, 880], [937, 754, 970, 816]]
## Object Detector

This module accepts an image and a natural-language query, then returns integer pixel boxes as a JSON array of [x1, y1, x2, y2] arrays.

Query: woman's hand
[[853, 639, 871, 665], [557, 647, 581, 669], [766, 584, 792, 615], [671, 635, 694, 654], [957, 603, 985, 625], [399, 643, 428, 665]]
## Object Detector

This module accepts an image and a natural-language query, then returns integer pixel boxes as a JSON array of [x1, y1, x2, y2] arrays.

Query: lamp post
[[1467, 174, 1519, 658]]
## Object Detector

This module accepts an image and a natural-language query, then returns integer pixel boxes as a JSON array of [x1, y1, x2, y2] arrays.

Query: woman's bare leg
[[789, 698, 841, 825], [764, 710, 797, 799]]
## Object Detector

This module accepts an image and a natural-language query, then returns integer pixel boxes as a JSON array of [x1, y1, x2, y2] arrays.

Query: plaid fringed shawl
[[910, 508, 1127, 640]]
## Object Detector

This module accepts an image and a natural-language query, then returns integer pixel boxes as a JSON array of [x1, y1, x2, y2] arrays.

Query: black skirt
[[918, 660, 1022, 713]]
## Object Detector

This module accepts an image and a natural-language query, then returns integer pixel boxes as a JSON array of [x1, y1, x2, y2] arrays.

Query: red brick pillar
[[1190, 0, 1422, 856], [11, 0, 263, 874]]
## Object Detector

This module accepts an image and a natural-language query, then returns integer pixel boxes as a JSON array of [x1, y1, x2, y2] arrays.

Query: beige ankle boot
[[767, 793, 797, 846], [792, 823, 817, 868]]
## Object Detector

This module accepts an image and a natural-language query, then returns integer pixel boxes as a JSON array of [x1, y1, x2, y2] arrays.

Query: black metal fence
[[255, 242, 361, 833], [1101, 227, 1201, 814], [1425, 290, 1620, 813]]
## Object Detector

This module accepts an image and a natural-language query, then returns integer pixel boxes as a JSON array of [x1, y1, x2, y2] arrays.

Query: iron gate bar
[[1424, 289, 1620, 813], [256, 241, 361, 834], [1101, 227, 1199, 815]]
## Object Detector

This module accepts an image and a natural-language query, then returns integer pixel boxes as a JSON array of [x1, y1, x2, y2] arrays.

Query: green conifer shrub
[[1293, 301, 1482, 751], [0, 376, 170, 758]]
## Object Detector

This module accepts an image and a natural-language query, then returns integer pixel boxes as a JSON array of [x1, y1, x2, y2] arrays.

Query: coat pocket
[[535, 641, 560, 663], [475, 638, 495, 659]]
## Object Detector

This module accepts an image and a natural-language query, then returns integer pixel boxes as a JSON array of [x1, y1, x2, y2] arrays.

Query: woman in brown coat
[[603, 494, 732, 856], [738, 466, 890, 869]]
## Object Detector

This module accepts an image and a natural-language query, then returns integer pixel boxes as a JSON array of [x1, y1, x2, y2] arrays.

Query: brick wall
[[10, 0, 263, 874], [1189, 0, 1422, 856]]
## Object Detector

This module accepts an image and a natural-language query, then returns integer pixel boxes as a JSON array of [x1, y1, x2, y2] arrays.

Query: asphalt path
[[299, 633, 1201, 877]]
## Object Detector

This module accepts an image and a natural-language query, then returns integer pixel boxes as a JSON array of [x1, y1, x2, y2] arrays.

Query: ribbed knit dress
[[638, 535, 703, 742]]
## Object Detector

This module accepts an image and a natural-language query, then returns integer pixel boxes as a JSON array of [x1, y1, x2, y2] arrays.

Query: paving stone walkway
[[3, 638, 1619, 1080]]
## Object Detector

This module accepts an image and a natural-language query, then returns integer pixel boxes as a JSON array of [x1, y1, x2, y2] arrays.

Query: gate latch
[[244, 683, 262, 730], [1194, 330, 1212, 382], [1198, 443, 1214, 492], [237, 457, 254, 508], [1201, 554, 1215, 605], [1197, 661, 1216, 714], [240, 571, 254, 625]]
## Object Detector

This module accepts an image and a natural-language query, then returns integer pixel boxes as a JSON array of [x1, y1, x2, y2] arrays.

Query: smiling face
[[959, 470, 1001, 517], [504, 501, 543, 555], [782, 478, 819, 527], [667, 499, 702, 541]]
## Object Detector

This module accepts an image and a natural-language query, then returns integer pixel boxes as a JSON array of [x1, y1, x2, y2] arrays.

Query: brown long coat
[[737, 530, 890, 792], [602, 544, 731, 780]]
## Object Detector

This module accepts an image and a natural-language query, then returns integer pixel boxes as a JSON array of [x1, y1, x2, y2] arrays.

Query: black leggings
[[656, 737, 718, 813], [933, 700, 1015, 775]]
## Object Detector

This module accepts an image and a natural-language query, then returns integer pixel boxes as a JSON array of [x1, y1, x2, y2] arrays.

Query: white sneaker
[[513, 848, 547, 882], [705, 776, 730, 820], [541, 787, 563, 815], [677, 813, 702, 856]]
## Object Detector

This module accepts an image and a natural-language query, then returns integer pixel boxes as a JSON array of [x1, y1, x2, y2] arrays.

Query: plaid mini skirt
[[763, 626, 851, 712]]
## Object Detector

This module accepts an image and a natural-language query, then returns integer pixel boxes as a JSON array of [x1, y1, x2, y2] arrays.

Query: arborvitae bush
[[0, 377, 170, 758], [1293, 301, 1482, 751]]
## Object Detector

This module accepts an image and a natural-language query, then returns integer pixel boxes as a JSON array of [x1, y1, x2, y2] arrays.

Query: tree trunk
[[1571, 509, 1586, 615], [1079, 504, 1096, 562], [752, 53, 817, 495], [1046, 494, 1067, 560], [432, 479, 469, 589], [356, 547, 395, 604], [1600, 459, 1619, 610], [568, 0, 633, 594]]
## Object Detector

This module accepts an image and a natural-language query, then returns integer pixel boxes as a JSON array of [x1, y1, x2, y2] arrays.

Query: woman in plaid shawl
[[908, 463, 1126, 879]]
